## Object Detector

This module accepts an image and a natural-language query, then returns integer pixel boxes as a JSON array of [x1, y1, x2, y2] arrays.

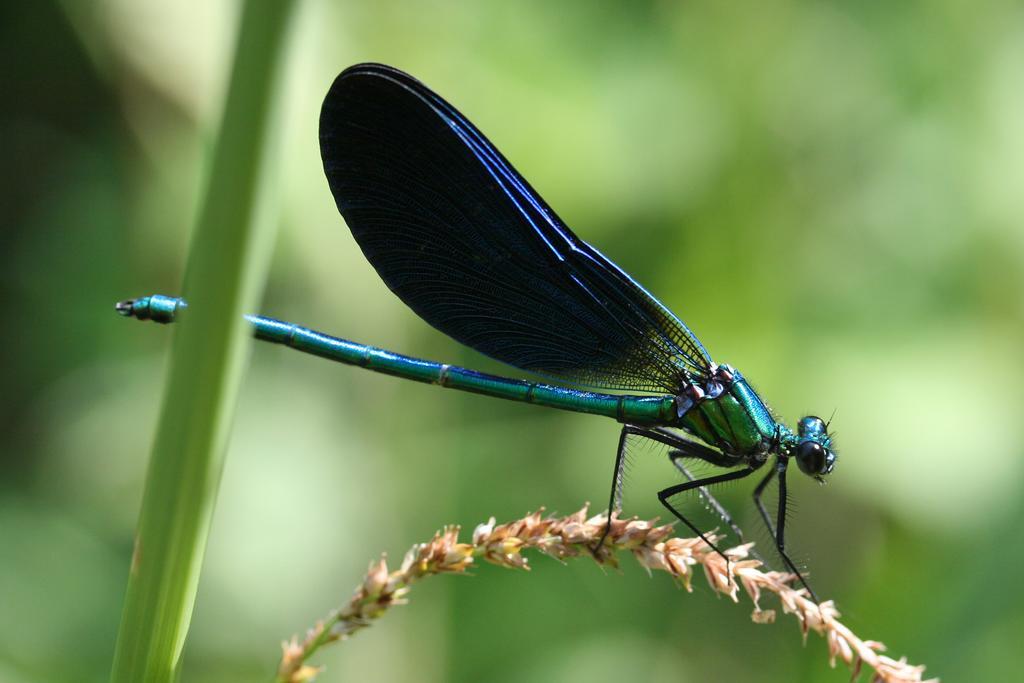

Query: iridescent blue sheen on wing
[[319, 63, 712, 393]]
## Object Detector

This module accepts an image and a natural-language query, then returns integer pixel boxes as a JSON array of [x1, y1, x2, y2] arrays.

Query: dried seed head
[[276, 506, 935, 683], [362, 558, 389, 596]]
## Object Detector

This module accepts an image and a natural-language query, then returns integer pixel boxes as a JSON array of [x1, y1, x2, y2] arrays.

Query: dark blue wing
[[319, 63, 712, 393]]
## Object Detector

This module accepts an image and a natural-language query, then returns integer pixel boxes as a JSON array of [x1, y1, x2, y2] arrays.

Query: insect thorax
[[677, 368, 778, 457]]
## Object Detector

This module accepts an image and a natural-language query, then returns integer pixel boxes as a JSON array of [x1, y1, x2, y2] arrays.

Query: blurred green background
[[3, 1, 1022, 681]]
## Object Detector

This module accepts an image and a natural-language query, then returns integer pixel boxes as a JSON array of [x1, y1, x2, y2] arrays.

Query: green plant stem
[[110, 2, 296, 681]]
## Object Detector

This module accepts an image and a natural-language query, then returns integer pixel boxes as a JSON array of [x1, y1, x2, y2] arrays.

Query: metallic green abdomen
[[679, 376, 777, 455]]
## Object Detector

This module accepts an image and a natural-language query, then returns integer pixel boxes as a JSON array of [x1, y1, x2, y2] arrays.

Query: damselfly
[[118, 63, 837, 600]]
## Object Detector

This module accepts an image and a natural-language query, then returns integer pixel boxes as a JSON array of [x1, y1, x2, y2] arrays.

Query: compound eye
[[796, 441, 826, 475], [798, 415, 827, 438]]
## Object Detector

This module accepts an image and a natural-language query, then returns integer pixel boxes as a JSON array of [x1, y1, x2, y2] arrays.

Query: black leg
[[752, 467, 776, 537], [657, 466, 757, 561], [667, 451, 767, 565], [669, 454, 746, 541], [647, 426, 739, 467], [775, 460, 789, 550], [771, 459, 819, 602], [646, 427, 761, 558], [594, 425, 739, 555], [594, 426, 632, 554]]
